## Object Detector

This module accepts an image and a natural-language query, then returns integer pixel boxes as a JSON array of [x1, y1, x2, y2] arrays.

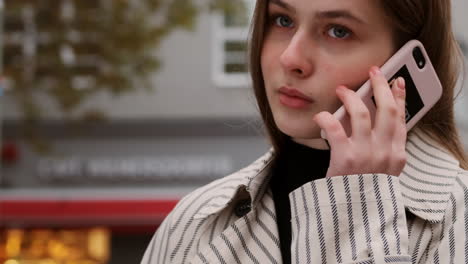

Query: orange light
[[0, 228, 110, 264]]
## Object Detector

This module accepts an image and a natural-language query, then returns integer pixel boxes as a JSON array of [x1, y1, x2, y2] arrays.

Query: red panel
[[0, 199, 179, 229]]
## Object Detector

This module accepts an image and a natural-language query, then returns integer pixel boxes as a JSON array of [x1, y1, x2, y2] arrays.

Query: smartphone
[[320, 39, 443, 139]]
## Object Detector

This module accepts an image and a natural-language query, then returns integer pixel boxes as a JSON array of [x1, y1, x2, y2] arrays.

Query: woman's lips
[[278, 87, 313, 109]]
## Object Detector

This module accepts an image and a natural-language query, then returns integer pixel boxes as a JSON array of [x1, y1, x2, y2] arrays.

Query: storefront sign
[[37, 155, 234, 182]]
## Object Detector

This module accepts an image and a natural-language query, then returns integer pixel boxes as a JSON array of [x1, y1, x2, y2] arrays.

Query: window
[[211, 0, 255, 88]]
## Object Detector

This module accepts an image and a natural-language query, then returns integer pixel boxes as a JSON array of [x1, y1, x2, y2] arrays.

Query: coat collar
[[193, 149, 275, 219], [399, 129, 460, 222], [195, 129, 461, 223]]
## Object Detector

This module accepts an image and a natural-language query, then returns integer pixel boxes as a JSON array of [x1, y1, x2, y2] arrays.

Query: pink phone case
[[320, 39, 443, 140]]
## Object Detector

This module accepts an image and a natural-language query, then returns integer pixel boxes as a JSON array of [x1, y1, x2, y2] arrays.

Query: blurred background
[[0, 0, 467, 263]]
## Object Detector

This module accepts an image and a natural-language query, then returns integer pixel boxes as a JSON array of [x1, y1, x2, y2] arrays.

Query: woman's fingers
[[370, 66, 399, 138], [392, 77, 407, 124], [335, 85, 372, 140], [391, 77, 408, 154], [313, 111, 348, 150], [321, 66, 408, 178]]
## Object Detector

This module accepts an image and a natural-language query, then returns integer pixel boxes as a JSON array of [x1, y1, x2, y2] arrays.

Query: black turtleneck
[[270, 138, 331, 264]]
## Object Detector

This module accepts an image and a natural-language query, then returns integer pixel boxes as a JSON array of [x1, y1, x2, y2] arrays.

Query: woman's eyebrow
[[270, 0, 296, 13], [268, 1, 367, 25], [315, 10, 367, 25]]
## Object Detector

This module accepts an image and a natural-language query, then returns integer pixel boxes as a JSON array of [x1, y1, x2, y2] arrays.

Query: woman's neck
[[291, 137, 330, 150]]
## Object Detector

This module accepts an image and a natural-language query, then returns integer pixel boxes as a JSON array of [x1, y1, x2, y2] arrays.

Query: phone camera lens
[[413, 47, 426, 69]]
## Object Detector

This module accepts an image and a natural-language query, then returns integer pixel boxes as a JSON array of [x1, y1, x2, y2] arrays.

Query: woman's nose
[[279, 31, 314, 78]]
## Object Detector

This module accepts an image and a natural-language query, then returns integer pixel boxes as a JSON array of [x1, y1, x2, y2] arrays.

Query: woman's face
[[261, 0, 397, 147]]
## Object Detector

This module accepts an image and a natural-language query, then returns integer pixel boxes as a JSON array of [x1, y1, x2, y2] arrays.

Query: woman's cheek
[[320, 63, 350, 89], [347, 68, 372, 91], [330, 64, 371, 91], [260, 42, 278, 74]]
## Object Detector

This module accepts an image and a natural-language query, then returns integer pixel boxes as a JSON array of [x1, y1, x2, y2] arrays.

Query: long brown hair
[[247, 0, 468, 169]]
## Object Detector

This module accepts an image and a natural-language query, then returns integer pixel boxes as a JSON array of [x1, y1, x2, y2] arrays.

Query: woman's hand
[[314, 66, 407, 177]]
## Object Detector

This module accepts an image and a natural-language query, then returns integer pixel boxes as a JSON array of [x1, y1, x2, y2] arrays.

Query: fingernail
[[369, 66, 381, 77], [397, 77, 405, 90]]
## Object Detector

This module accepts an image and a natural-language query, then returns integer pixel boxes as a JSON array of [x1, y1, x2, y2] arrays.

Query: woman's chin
[[277, 122, 321, 140], [278, 124, 329, 149]]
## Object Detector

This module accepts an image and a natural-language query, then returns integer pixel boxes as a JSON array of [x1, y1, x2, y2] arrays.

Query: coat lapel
[[192, 188, 282, 264]]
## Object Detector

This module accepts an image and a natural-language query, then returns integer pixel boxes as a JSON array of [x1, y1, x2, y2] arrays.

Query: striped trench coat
[[140, 130, 468, 263]]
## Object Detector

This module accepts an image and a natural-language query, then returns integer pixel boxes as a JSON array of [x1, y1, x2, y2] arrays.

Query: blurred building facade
[[0, 1, 269, 263], [1, 0, 468, 263]]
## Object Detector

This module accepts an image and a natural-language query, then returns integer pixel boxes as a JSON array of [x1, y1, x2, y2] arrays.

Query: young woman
[[141, 0, 468, 263]]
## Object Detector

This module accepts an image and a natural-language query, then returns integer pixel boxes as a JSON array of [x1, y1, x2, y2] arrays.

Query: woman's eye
[[275, 15, 294, 28], [327, 26, 351, 39]]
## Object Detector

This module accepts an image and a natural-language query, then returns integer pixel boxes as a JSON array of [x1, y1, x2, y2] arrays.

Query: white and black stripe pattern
[[141, 130, 468, 263], [343, 176, 358, 260], [373, 174, 391, 255], [327, 178, 344, 262], [387, 175, 402, 255], [399, 132, 459, 223], [358, 175, 374, 259], [308, 182, 325, 263], [288, 173, 407, 263], [194, 193, 282, 263], [291, 189, 302, 264], [459, 178, 468, 261]]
